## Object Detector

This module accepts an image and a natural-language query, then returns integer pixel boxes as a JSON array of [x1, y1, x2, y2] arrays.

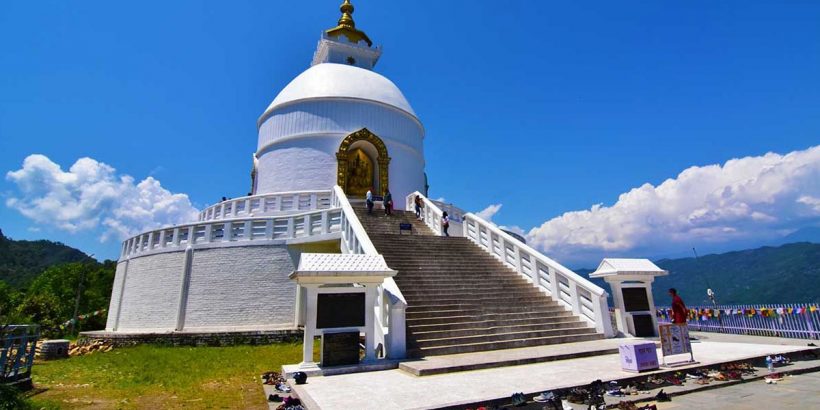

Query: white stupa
[[103, 1, 427, 335], [100, 3, 612, 359]]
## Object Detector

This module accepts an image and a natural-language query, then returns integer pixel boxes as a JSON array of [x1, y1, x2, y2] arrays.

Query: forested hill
[[0, 229, 94, 288], [580, 242, 820, 306]]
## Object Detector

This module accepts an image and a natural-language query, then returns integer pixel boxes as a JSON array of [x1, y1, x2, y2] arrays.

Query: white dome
[[262, 63, 416, 118]]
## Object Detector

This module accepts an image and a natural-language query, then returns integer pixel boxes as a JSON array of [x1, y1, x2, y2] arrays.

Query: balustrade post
[[293, 194, 299, 210], [265, 220, 274, 239], [310, 193, 318, 210], [173, 228, 181, 246], [224, 222, 233, 241], [203, 224, 213, 243], [245, 199, 251, 216], [158, 230, 167, 248], [549, 267, 560, 300], [305, 215, 312, 236], [187, 226, 195, 245], [569, 282, 581, 316], [219, 203, 226, 219], [244, 221, 252, 240], [286, 217, 294, 238], [320, 211, 329, 234]]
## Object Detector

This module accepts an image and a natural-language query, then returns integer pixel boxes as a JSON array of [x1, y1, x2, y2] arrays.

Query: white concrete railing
[[120, 208, 342, 260], [332, 185, 407, 359], [405, 191, 445, 236], [198, 190, 333, 221], [463, 214, 615, 337]]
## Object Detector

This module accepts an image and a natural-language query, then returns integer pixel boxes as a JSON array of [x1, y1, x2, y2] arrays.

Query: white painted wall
[[184, 247, 296, 329], [256, 99, 426, 201], [107, 245, 299, 332], [114, 252, 186, 331]]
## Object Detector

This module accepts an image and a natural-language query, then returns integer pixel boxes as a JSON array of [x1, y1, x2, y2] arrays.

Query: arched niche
[[336, 128, 390, 197]]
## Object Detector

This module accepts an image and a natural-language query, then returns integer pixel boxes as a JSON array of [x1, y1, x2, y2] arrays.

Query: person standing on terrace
[[669, 288, 688, 324]]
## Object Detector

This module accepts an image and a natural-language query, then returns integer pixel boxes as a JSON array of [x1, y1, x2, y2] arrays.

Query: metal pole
[[693, 248, 723, 330], [69, 254, 94, 335]]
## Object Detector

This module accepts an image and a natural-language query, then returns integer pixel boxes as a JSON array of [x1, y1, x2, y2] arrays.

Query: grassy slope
[[27, 343, 304, 409]]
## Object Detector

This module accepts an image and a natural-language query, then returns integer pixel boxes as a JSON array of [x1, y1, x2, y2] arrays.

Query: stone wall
[[106, 244, 299, 333], [79, 329, 303, 347], [184, 246, 296, 329]]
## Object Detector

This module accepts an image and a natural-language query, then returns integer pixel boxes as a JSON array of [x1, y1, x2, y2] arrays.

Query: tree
[[15, 261, 115, 337]]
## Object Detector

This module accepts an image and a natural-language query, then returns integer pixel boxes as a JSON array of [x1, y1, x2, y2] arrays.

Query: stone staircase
[[353, 207, 603, 357]]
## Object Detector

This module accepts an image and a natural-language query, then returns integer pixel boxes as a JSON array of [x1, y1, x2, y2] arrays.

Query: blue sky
[[2, 1, 819, 266]]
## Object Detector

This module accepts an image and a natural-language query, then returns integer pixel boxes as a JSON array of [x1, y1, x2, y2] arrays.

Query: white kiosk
[[589, 258, 668, 337], [285, 253, 396, 376]]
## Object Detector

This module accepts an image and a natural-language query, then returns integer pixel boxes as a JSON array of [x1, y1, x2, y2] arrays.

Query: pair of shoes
[[267, 394, 282, 402], [510, 392, 526, 406], [275, 383, 292, 393], [533, 391, 555, 403], [654, 389, 671, 402]]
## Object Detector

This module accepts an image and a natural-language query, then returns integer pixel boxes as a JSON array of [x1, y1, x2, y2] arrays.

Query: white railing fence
[[332, 186, 407, 359], [405, 191, 445, 236], [463, 214, 615, 337], [198, 190, 333, 221], [120, 208, 342, 259], [658, 304, 820, 340]]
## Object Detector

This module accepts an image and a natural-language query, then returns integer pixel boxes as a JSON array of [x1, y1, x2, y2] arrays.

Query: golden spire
[[338, 0, 355, 28], [326, 0, 372, 47]]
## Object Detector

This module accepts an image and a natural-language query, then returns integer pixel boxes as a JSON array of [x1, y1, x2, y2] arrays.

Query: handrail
[[120, 207, 342, 260], [405, 191, 445, 236], [198, 190, 333, 221], [463, 213, 614, 337], [332, 185, 407, 358], [332, 186, 378, 255]]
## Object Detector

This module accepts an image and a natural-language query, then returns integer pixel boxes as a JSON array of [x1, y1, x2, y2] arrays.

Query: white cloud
[[6, 154, 199, 241], [527, 145, 820, 265], [476, 203, 503, 221]]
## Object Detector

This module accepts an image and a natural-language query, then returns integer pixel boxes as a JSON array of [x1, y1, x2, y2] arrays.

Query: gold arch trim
[[336, 128, 390, 195]]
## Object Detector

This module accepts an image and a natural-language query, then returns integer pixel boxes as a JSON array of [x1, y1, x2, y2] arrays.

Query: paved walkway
[[290, 333, 816, 409], [656, 371, 820, 409]]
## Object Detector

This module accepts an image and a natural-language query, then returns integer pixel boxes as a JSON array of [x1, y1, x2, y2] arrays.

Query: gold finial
[[338, 0, 355, 28], [326, 0, 372, 46]]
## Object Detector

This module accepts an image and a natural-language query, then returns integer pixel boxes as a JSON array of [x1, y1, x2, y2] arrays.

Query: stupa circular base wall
[[106, 245, 298, 333]]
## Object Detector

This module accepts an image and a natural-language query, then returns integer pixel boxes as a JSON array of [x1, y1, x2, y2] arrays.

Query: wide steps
[[410, 326, 597, 348], [354, 206, 603, 357], [410, 321, 589, 339], [405, 301, 561, 313], [408, 317, 584, 333], [406, 307, 570, 320], [409, 333, 604, 356]]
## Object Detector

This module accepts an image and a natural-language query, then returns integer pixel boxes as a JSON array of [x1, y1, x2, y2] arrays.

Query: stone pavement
[[288, 333, 817, 409], [655, 371, 820, 410]]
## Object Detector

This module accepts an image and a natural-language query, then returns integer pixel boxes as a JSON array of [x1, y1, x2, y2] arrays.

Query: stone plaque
[[622, 288, 651, 312], [317, 293, 365, 329], [632, 313, 656, 337], [322, 331, 360, 367]]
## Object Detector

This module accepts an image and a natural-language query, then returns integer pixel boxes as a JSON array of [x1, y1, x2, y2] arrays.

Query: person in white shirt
[[442, 211, 450, 236], [365, 189, 374, 214]]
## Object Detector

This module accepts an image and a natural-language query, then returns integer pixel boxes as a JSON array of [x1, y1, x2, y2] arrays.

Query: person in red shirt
[[669, 288, 688, 324]]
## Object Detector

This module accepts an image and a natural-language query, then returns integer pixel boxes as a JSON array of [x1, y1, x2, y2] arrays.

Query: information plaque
[[322, 331, 360, 367]]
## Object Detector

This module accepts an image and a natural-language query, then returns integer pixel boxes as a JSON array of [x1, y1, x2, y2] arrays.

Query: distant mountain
[[0, 229, 94, 288], [579, 242, 820, 306]]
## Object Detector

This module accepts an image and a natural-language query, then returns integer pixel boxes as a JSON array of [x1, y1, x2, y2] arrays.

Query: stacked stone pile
[[67, 340, 114, 356]]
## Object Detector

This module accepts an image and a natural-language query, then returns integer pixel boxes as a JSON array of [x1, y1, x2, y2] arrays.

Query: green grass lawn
[[25, 343, 306, 409]]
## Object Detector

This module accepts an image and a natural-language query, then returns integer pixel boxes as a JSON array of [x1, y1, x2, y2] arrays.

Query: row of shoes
[[771, 354, 791, 365], [261, 371, 292, 394], [617, 401, 658, 410]]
